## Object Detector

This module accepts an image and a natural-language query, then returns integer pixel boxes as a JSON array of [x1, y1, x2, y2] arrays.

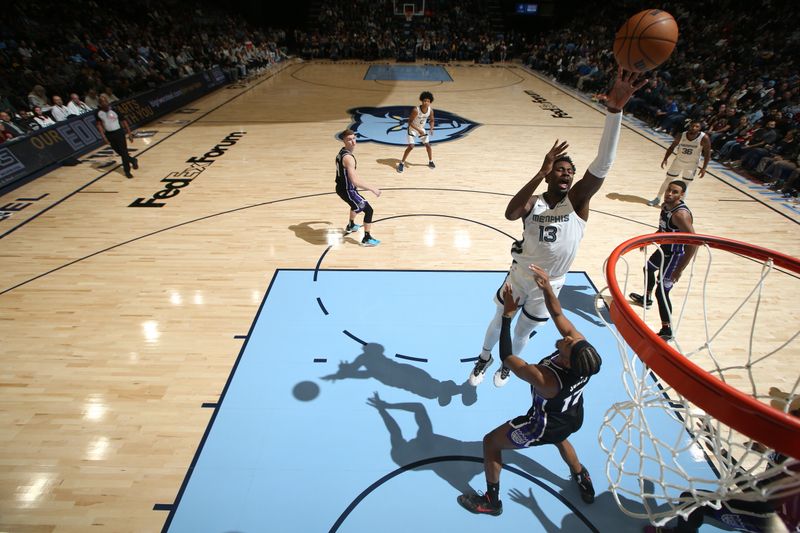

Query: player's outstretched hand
[[366, 391, 387, 410], [508, 487, 536, 507], [529, 264, 551, 290], [321, 360, 355, 381], [502, 283, 520, 317], [540, 139, 569, 175], [372, 187, 382, 198], [605, 66, 649, 112]]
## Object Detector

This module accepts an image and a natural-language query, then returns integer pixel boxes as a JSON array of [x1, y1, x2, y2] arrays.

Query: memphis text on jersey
[[530, 213, 570, 224], [129, 132, 246, 208]]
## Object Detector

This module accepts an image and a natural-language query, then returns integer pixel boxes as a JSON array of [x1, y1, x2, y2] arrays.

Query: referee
[[95, 95, 138, 178]]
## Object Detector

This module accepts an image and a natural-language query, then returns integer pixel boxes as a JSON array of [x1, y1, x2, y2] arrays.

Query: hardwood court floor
[[1, 60, 798, 532]]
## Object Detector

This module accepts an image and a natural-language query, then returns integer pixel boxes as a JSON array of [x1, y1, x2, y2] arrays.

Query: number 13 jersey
[[511, 194, 586, 279]]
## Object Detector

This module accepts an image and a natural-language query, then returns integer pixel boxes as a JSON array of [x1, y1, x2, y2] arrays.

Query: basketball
[[614, 9, 679, 72]]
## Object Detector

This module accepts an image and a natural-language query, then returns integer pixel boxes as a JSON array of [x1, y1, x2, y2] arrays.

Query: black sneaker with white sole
[[629, 292, 653, 309], [657, 325, 673, 340], [457, 493, 502, 516], [468, 355, 493, 386]]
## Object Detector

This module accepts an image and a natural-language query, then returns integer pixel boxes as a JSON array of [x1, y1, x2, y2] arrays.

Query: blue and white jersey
[[674, 131, 705, 165], [511, 195, 585, 279], [408, 105, 432, 133]]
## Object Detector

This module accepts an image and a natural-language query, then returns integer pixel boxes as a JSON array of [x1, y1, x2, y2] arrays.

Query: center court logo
[[343, 106, 480, 146]]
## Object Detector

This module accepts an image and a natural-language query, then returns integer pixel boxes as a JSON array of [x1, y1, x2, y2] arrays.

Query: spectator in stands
[[707, 105, 737, 147], [0, 123, 14, 143], [84, 88, 99, 110], [576, 58, 601, 92], [50, 96, 71, 122], [0, 111, 27, 137], [741, 129, 798, 172], [31, 106, 55, 129], [66, 93, 92, 116], [27, 85, 50, 112], [625, 78, 666, 122], [727, 120, 778, 166], [101, 87, 119, 104], [765, 151, 800, 190], [655, 99, 690, 135], [18, 41, 33, 63], [774, 164, 800, 198]]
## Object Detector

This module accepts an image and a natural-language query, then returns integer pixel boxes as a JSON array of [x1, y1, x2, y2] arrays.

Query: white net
[[597, 234, 800, 527]]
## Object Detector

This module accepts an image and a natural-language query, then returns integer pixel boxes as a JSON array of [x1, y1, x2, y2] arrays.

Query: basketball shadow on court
[[560, 284, 608, 327], [508, 485, 656, 532], [322, 343, 477, 407], [366, 392, 569, 496], [288, 221, 339, 245], [606, 192, 652, 206]]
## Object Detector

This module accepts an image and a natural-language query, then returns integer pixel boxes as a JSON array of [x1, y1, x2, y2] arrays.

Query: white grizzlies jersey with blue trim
[[674, 131, 705, 164], [410, 105, 432, 131], [511, 195, 586, 279]]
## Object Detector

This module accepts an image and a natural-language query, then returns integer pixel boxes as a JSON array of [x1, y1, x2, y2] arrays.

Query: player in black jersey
[[458, 264, 602, 517], [629, 180, 696, 340], [335, 129, 382, 246]]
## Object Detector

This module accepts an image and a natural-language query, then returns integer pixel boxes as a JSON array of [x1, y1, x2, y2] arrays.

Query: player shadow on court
[[84, 160, 116, 170], [508, 484, 657, 532], [376, 157, 418, 171], [288, 221, 339, 245], [366, 392, 575, 498], [322, 343, 477, 407], [606, 192, 653, 206], [559, 284, 608, 327]]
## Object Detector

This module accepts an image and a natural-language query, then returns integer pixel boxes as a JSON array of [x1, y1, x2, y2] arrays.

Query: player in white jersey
[[397, 91, 435, 173], [468, 68, 647, 388], [648, 121, 711, 206]]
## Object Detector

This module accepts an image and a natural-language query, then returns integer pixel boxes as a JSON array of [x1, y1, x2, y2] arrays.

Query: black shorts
[[506, 408, 583, 448], [336, 186, 366, 212]]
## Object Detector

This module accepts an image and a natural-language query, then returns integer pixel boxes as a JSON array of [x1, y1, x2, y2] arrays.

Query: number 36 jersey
[[511, 194, 586, 279]]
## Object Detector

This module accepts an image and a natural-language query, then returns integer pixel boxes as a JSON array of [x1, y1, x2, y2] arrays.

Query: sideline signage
[[0, 66, 228, 190]]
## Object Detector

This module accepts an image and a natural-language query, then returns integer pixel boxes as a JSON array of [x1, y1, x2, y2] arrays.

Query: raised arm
[[529, 264, 579, 338], [343, 154, 381, 197], [569, 68, 648, 220], [497, 284, 561, 396], [505, 140, 569, 220]]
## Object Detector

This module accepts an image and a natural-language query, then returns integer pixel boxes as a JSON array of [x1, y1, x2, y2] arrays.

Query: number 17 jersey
[[511, 194, 586, 279]]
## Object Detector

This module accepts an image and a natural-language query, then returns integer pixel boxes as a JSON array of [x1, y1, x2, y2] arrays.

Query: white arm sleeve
[[587, 112, 622, 178]]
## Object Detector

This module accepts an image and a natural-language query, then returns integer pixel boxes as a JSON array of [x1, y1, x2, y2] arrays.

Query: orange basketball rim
[[606, 232, 800, 458]]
